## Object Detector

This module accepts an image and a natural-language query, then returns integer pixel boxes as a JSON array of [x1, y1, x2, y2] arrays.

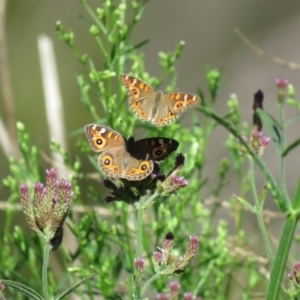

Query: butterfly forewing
[[127, 137, 179, 163], [120, 74, 200, 126]]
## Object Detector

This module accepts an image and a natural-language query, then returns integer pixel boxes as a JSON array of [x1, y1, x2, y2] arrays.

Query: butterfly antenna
[[134, 126, 152, 139], [119, 120, 132, 138]]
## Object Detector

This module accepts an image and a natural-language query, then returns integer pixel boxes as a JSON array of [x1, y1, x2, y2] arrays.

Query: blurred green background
[[1, 0, 300, 204]]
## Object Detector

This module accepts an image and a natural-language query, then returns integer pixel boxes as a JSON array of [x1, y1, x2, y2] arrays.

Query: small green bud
[[105, 0, 111, 9], [96, 8, 105, 19], [16, 122, 25, 131], [80, 54, 88, 63], [74, 160, 81, 172], [206, 68, 221, 97], [227, 94, 240, 126], [31, 146, 38, 157], [219, 158, 230, 177], [89, 25, 100, 36], [20, 142, 29, 154], [119, 3, 126, 10], [64, 31, 74, 45], [89, 70, 98, 82], [288, 83, 295, 98], [56, 20, 63, 32], [287, 98, 300, 110], [131, 1, 138, 10]]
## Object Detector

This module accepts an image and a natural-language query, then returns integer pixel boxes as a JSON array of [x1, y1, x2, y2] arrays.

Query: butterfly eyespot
[[141, 164, 148, 171], [133, 102, 141, 108], [96, 138, 103, 145], [155, 149, 162, 156], [114, 167, 119, 171], [104, 158, 111, 165], [130, 170, 136, 174], [132, 88, 139, 95], [173, 101, 185, 112]]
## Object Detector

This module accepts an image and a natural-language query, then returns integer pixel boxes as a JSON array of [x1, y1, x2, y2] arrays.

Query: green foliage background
[[1, 1, 300, 299]]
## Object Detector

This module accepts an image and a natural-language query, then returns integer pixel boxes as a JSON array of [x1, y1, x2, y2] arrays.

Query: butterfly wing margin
[[131, 138, 179, 163], [85, 124, 154, 180], [98, 149, 154, 181], [151, 92, 200, 126], [120, 74, 156, 121], [84, 124, 126, 152]]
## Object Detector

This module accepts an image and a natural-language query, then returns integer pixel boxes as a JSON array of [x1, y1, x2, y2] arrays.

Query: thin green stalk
[[81, 1, 109, 63], [194, 259, 215, 295], [249, 159, 274, 264], [122, 205, 135, 270], [143, 191, 159, 208], [81, 1, 107, 35], [42, 244, 51, 300], [131, 197, 145, 300], [94, 36, 108, 62], [132, 191, 159, 298], [266, 213, 297, 299], [135, 196, 145, 265], [278, 102, 290, 206], [140, 272, 162, 297], [198, 106, 286, 211]]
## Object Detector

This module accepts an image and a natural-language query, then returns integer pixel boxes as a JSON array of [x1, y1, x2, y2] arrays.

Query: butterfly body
[[120, 74, 200, 126], [85, 124, 179, 181]]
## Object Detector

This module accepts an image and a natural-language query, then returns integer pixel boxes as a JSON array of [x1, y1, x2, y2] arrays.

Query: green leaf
[[122, 39, 149, 54], [87, 154, 102, 171], [55, 272, 97, 300], [266, 215, 296, 300], [257, 109, 282, 152], [292, 177, 300, 211], [281, 138, 300, 157], [0, 280, 44, 300], [234, 195, 256, 212]]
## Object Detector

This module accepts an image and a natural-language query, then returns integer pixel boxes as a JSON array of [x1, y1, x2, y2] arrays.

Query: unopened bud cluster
[[20, 168, 73, 250], [157, 154, 188, 196], [156, 280, 203, 300], [152, 232, 199, 275], [288, 261, 300, 287], [241, 90, 270, 157]]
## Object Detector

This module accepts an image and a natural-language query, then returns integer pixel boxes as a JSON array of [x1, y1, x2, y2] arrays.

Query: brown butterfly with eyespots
[[85, 124, 179, 181], [120, 74, 200, 126]]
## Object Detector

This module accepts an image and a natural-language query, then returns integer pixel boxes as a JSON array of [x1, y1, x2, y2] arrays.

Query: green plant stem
[[194, 259, 215, 295], [42, 244, 51, 300], [140, 272, 162, 297], [266, 213, 297, 299], [249, 159, 274, 264], [81, 1, 107, 35], [135, 198, 144, 262], [94, 36, 108, 62], [278, 102, 290, 207], [132, 191, 159, 298], [132, 197, 145, 299], [122, 205, 134, 270], [198, 106, 286, 211], [143, 191, 159, 208]]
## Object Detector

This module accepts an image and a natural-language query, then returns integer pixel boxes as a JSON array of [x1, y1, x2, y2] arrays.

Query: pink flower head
[[134, 257, 144, 273], [19, 168, 73, 250], [275, 77, 288, 89]]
